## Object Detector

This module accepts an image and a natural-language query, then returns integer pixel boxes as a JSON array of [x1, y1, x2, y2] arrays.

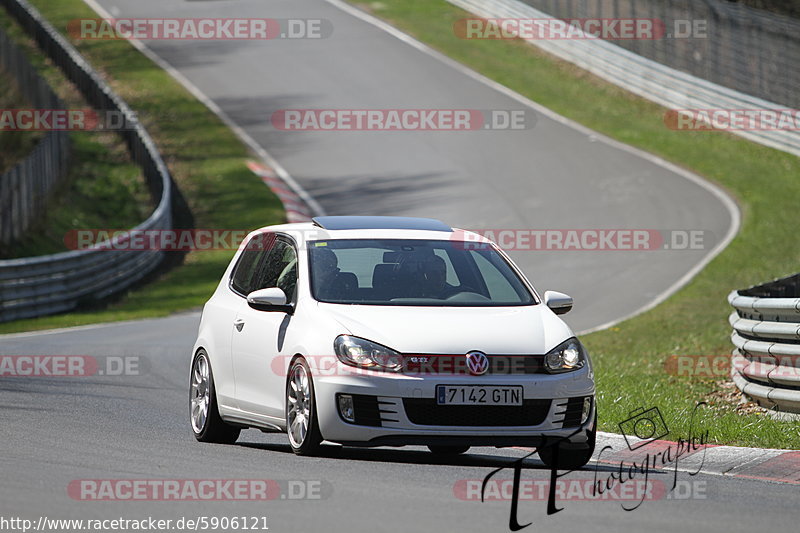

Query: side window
[[231, 244, 268, 296], [253, 238, 299, 303]]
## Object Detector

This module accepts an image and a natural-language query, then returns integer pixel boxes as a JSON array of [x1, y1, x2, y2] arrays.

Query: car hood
[[318, 303, 574, 355]]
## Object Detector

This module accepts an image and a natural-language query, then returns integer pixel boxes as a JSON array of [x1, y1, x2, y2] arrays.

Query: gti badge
[[466, 351, 489, 376]]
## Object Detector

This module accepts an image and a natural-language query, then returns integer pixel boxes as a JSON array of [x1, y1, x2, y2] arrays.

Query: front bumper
[[314, 365, 595, 448]]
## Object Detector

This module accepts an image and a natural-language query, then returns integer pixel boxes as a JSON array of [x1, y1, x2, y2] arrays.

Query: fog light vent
[[581, 396, 593, 424], [338, 394, 355, 422]]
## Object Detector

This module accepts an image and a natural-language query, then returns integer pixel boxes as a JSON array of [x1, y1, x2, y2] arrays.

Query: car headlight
[[544, 338, 586, 373], [334, 335, 403, 372]]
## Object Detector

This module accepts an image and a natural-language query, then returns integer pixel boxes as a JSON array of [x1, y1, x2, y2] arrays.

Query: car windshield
[[308, 239, 535, 306]]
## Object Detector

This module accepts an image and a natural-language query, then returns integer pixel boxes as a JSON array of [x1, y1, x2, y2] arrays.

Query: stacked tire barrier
[[448, 0, 800, 157], [0, 0, 175, 323], [729, 274, 800, 414], [0, 26, 71, 246]]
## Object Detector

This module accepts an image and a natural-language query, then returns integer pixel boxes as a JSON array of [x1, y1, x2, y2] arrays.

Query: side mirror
[[247, 287, 294, 314], [544, 290, 573, 315]]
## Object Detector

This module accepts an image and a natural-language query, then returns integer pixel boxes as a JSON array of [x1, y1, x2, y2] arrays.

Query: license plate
[[436, 385, 523, 406]]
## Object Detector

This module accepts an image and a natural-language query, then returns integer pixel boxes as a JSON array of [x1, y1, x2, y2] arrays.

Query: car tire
[[286, 358, 323, 456], [428, 445, 470, 455], [537, 414, 596, 470], [190, 350, 241, 444]]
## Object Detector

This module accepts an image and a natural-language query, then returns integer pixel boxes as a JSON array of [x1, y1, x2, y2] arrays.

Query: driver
[[419, 256, 451, 298], [313, 248, 341, 297]]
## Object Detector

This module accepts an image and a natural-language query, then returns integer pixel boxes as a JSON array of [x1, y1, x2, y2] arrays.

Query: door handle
[[234, 319, 245, 332]]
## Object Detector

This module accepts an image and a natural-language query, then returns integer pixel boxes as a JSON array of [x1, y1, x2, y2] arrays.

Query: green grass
[[0, 8, 149, 257], [354, 0, 800, 448], [0, 0, 283, 331], [2, 131, 153, 258], [0, 69, 42, 174]]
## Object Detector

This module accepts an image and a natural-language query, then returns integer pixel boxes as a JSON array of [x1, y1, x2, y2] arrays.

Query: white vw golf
[[190, 216, 596, 468]]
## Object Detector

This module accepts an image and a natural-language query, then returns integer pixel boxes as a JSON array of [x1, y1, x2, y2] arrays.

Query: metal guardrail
[[0, 0, 174, 323], [729, 274, 800, 414], [448, 0, 800, 157], [519, 0, 800, 112], [0, 26, 71, 245]]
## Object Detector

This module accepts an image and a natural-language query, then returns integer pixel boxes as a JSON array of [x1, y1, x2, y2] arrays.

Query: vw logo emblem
[[466, 351, 489, 376]]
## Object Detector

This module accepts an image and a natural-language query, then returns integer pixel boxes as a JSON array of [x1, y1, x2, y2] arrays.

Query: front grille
[[403, 398, 551, 426], [403, 355, 545, 375]]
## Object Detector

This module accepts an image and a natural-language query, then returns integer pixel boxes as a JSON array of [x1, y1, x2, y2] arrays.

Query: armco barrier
[[518, 0, 800, 112], [0, 0, 174, 323], [448, 0, 800, 158], [728, 274, 800, 414], [0, 26, 71, 246]]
